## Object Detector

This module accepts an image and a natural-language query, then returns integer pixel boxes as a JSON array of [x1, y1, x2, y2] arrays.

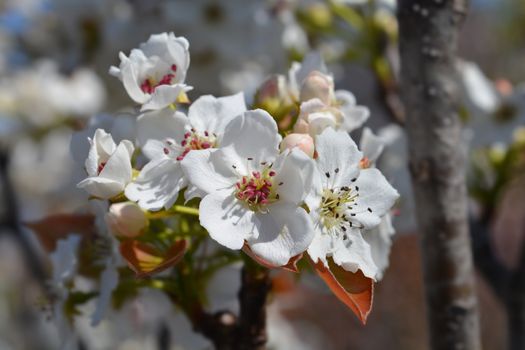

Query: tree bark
[[397, 1, 481, 350]]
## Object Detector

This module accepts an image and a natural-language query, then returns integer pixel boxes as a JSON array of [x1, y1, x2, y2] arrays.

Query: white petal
[[248, 202, 314, 266], [220, 110, 281, 165], [332, 228, 379, 280], [339, 105, 370, 132], [141, 84, 192, 111], [307, 229, 330, 267], [50, 235, 82, 284], [125, 158, 186, 211], [299, 98, 326, 115], [184, 184, 207, 203], [77, 176, 125, 199], [273, 149, 315, 205], [334, 90, 357, 106], [137, 109, 188, 155], [350, 168, 399, 228], [360, 127, 384, 164], [99, 142, 133, 185], [307, 111, 338, 136], [121, 58, 148, 104], [180, 149, 236, 196], [315, 128, 362, 188], [199, 192, 255, 250], [188, 93, 246, 136], [363, 214, 395, 281], [91, 260, 119, 326]]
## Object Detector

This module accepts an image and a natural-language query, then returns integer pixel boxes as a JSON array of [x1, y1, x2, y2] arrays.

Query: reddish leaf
[[310, 256, 374, 324], [242, 244, 303, 273], [120, 239, 187, 278], [25, 214, 96, 252]]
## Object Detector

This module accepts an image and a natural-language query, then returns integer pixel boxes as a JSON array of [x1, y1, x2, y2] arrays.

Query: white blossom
[[306, 128, 399, 280], [125, 93, 246, 210], [181, 109, 316, 266], [109, 32, 192, 111], [77, 129, 134, 199]]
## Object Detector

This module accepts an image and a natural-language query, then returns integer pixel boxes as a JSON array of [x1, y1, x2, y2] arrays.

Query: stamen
[[235, 165, 279, 212]]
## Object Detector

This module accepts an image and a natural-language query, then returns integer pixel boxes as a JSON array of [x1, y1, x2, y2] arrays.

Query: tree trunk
[[397, 1, 482, 350]]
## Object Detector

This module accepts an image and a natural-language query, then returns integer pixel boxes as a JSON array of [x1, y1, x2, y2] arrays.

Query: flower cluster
[[73, 32, 399, 322]]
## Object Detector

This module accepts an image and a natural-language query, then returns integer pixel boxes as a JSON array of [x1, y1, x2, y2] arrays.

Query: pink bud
[[299, 71, 335, 105], [293, 118, 310, 134], [105, 202, 147, 238], [280, 133, 315, 158], [255, 74, 288, 102]]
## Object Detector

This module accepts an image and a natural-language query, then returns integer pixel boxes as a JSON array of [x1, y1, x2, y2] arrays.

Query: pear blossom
[[109, 32, 192, 111], [77, 129, 134, 199], [306, 128, 399, 280], [125, 93, 246, 210], [181, 109, 316, 266]]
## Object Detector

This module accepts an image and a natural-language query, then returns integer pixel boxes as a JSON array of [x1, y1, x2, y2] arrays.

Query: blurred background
[[0, 0, 524, 349]]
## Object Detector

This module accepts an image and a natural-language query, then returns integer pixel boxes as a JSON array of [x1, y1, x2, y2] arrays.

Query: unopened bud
[[106, 202, 147, 238], [280, 133, 315, 158], [299, 71, 334, 105], [253, 75, 295, 120]]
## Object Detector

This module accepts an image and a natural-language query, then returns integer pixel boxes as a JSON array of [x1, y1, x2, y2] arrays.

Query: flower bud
[[253, 75, 295, 120], [280, 133, 315, 158], [293, 118, 310, 134], [106, 202, 147, 238], [299, 71, 334, 105]]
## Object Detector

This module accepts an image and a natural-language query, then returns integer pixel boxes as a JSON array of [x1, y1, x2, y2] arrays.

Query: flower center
[[176, 129, 217, 161], [235, 166, 278, 211], [319, 186, 359, 237], [160, 129, 217, 161], [140, 64, 178, 94]]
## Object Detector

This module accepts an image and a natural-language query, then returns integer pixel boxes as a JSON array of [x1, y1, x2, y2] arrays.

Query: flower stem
[[147, 205, 199, 219]]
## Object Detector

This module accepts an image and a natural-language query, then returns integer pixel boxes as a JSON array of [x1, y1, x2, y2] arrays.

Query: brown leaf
[[120, 239, 187, 278], [24, 214, 96, 252], [310, 256, 374, 324], [242, 244, 303, 273]]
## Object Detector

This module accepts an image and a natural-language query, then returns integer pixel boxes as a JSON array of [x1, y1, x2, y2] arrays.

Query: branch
[[397, 1, 481, 350], [237, 266, 271, 350], [0, 150, 47, 288], [186, 264, 271, 350], [506, 215, 525, 350]]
